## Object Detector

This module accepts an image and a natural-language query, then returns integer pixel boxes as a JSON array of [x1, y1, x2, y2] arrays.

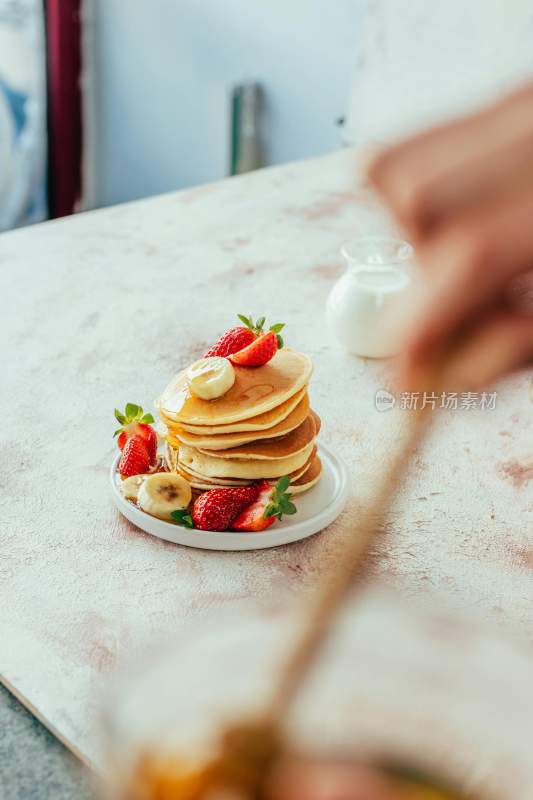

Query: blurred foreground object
[[129, 755, 464, 800], [105, 591, 533, 799], [368, 81, 533, 389]]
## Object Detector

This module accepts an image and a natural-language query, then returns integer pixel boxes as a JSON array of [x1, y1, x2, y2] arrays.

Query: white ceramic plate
[[110, 443, 349, 551]]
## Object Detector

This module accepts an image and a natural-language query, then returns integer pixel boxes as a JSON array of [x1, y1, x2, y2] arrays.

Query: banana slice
[[137, 473, 192, 520], [121, 474, 148, 501], [187, 357, 235, 400]]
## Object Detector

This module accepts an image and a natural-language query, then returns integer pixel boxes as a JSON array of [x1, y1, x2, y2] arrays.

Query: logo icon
[[375, 389, 396, 412]]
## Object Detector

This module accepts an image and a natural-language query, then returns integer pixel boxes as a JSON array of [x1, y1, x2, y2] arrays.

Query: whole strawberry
[[114, 403, 157, 464], [119, 436, 151, 478], [232, 477, 296, 531], [204, 314, 284, 364], [191, 485, 260, 531]]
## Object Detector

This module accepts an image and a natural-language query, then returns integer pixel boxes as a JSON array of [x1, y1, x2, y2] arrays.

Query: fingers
[[368, 82, 533, 237], [365, 81, 533, 388], [266, 760, 396, 800], [397, 185, 533, 371], [403, 312, 533, 391]]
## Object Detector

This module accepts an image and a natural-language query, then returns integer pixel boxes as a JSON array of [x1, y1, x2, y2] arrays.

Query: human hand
[[367, 82, 533, 389]]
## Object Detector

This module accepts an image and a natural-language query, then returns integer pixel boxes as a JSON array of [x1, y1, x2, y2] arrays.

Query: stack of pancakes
[[156, 349, 322, 494]]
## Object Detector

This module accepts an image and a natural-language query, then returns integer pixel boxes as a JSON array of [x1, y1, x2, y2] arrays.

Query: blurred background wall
[[3, 0, 533, 229], [344, 0, 533, 149], [85, 0, 360, 208]]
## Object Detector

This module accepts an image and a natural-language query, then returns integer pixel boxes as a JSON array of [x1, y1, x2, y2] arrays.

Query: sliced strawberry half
[[229, 330, 279, 368], [231, 477, 296, 532], [114, 403, 157, 463]]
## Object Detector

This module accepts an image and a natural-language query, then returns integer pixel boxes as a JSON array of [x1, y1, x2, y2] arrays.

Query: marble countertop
[[1, 149, 532, 793]]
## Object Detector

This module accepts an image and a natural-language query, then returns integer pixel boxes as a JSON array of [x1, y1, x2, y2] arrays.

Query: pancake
[[176, 446, 318, 491], [178, 469, 251, 489], [157, 349, 312, 425], [165, 444, 179, 474], [167, 388, 308, 435], [169, 389, 308, 436], [179, 442, 314, 480], [198, 413, 316, 461], [179, 445, 317, 486], [290, 454, 322, 494], [168, 395, 310, 450]]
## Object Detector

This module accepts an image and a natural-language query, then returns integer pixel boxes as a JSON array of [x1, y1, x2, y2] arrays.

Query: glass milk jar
[[326, 236, 414, 358]]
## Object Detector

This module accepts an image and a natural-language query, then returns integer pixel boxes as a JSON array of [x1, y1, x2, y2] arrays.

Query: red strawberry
[[204, 326, 255, 358], [232, 477, 296, 532], [204, 314, 285, 360], [114, 403, 157, 463], [229, 331, 278, 367], [192, 485, 260, 531], [118, 436, 150, 478]]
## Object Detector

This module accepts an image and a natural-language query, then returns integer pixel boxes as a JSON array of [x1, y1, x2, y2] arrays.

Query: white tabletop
[[1, 149, 532, 771]]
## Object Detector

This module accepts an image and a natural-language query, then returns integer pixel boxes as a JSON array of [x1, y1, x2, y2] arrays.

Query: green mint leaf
[[276, 334, 284, 349], [171, 509, 194, 528], [141, 413, 154, 424], [114, 409, 126, 424], [269, 323, 285, 334]]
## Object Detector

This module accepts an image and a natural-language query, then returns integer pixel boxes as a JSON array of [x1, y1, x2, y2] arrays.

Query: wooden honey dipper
[[129, 372, 438, 799]]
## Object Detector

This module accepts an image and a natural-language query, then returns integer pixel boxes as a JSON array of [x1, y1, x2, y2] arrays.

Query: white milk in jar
[[326, 236, 414, 358]]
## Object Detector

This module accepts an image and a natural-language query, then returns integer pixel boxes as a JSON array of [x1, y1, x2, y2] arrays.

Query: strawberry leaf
[[276, 334, 284, 349], [263, 477, 296, 520], [113, 428, 123, 438], [141, 413, 154, 424], [281, 499, 297, 515], [171, 509, 194, 528], [125, 402, 139, 419], [238, 314, 253, 329], [114, 409, 126, 424], [276, 476, 290, 493], [237, 314, 285, 340], [263, 502, 279, 520]]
